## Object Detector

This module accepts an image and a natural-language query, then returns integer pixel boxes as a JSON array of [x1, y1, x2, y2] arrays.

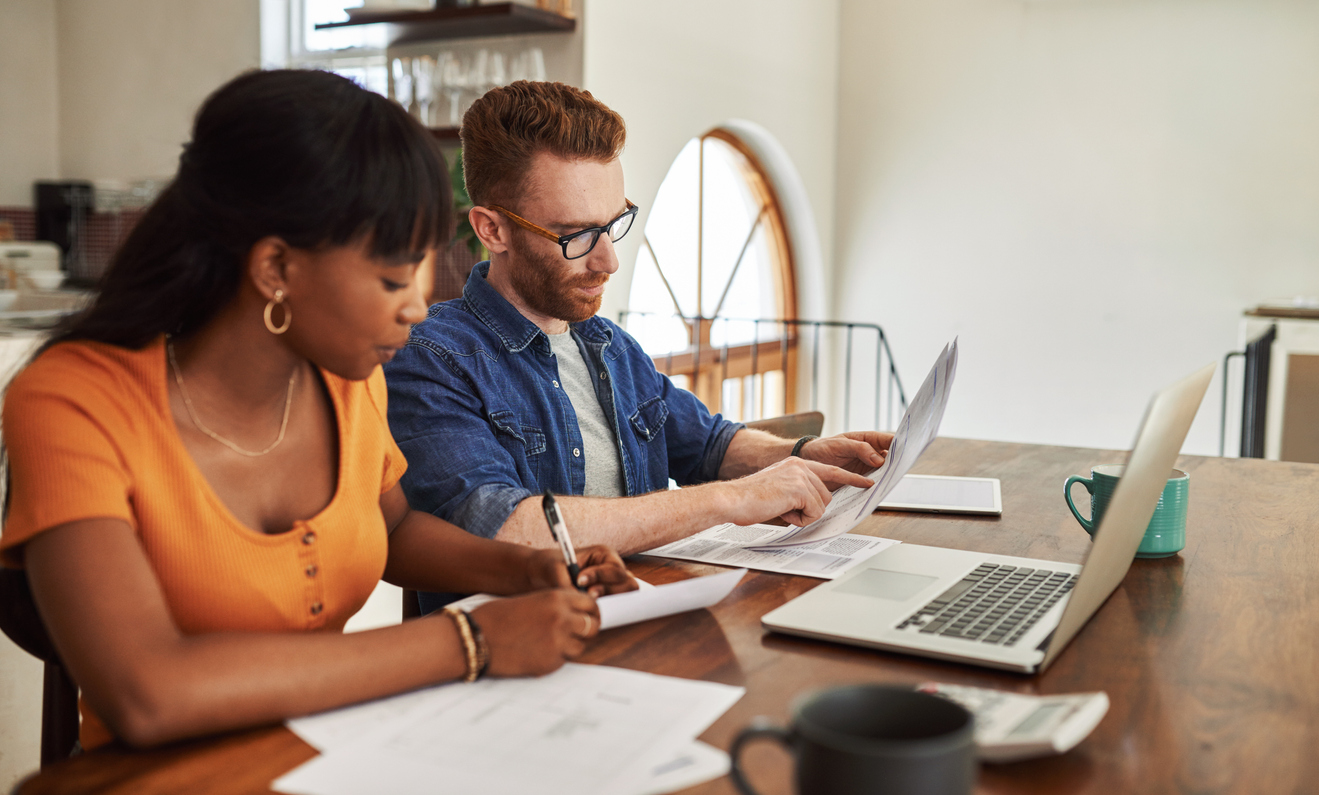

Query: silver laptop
[[761, 363, 1215, 674]]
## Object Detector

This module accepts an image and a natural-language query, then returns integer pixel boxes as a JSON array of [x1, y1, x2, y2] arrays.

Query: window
[[626, 129, 798, 421], [273, 0, 389, 95]]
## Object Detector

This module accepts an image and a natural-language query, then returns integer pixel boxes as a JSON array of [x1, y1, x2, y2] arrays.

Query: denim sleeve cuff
[[449, 482, 535, 540], [694, 420, 745, 484]]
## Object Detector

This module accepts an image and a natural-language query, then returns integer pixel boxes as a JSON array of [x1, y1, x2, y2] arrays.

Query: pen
[[541, 490, 585, 592]]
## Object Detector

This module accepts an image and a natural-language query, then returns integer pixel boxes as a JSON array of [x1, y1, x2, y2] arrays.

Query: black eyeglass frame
[[489, 200, 639, 260]]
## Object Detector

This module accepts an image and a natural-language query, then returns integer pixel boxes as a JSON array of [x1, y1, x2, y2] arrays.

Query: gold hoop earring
[[264, 289, 292, 335]]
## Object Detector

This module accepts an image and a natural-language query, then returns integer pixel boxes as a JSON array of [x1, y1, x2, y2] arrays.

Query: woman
[[0, 69, 635, 750]]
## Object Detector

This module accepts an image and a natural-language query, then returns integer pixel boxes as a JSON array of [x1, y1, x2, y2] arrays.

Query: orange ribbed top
[[1, 337, 406, 749]]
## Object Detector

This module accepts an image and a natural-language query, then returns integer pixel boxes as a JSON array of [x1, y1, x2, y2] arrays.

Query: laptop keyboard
[[895, 563, 1078, 647]]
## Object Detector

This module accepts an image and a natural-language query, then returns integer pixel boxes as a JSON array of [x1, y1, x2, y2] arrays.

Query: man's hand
[[798, 431, 894, 478], [719, 457, 875, 527]]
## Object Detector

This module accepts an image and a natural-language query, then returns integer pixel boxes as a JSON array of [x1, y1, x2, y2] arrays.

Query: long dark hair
[[50, 68, 452, 350], [3, 69, 451, 517]]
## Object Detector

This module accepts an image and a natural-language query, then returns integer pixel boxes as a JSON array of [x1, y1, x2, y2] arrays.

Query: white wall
[[0, 0, 60, 205], [834, 0, 1319, 454], [56, 0, 261, 182], [583, 0, 842, 327]]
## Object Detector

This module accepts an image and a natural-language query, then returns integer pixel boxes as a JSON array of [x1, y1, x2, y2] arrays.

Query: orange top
[[1, 337, 406, 749]]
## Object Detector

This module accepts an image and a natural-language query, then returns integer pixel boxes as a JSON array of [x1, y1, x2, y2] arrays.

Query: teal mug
[[1064, 464, 1188, 558]]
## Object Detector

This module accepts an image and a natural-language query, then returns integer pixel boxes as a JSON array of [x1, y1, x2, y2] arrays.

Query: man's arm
[[718, 429, 894, 480], [493, 455, 874, 556]]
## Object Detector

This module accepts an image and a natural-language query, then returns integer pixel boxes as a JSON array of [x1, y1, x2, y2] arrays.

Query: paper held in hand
[[742, 338, 959, 550]]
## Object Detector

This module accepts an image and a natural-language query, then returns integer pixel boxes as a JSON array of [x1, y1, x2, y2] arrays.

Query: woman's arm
[[25, 515, 599, 749]]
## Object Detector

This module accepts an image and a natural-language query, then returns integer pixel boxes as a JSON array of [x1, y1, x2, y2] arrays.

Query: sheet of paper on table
[[275, 663, 744, 795], [733, 338, 959, 549], [442, 570, 745, 631], [646, 526, 899, 579]]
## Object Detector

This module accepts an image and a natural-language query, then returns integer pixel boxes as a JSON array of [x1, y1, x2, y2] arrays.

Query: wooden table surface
[[17, 438, 1319, 795]]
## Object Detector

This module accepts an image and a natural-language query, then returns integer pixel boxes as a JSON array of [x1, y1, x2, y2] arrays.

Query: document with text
[[646, 525, 898, 579], [274, 663, 744, 795], [740, 338, 959, 549]]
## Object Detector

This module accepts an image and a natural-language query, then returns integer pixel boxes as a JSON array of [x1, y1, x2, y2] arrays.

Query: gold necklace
[[166, 337, 297, 457]]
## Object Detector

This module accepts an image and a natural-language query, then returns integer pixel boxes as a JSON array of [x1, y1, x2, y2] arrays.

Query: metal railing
[[618, 312, 909, 431]]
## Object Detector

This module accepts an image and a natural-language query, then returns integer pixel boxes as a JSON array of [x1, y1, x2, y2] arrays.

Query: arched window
[[626, 128, 799, 421]]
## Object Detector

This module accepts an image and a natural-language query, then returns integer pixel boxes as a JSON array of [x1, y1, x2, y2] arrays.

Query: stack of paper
[[647, 527, 899, 579], [274, 663, 744, 795]]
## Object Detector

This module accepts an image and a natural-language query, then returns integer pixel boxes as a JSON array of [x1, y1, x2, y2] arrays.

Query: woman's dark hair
[[50, 68, 452, 350]]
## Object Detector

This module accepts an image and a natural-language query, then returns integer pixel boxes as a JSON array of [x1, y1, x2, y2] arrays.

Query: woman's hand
[[470, 589, 600, 677], [527, 545, 638, 597]]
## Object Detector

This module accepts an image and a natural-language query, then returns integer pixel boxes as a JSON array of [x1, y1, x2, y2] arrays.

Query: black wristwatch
[[791, 435, 818, 458]]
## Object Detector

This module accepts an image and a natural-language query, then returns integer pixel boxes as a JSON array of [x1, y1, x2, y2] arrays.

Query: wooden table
[[17, 438, 1319, 794]]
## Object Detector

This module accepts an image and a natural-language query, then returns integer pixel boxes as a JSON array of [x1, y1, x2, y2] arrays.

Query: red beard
[[506, 230, 608, 323]]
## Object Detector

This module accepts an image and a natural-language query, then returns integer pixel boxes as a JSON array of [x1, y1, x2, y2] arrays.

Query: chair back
[[0, 567, 59, 663], [0, 566, 80, 766], [744, 411, 824, 441]]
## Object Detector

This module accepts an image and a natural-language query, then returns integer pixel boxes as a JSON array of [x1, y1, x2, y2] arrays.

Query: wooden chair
[[745, 410, 824, 441], [0, 567, 79, 766]]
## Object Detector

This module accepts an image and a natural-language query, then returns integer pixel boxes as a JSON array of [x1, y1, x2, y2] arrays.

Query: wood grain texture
[[17, 439, 1319, 795]]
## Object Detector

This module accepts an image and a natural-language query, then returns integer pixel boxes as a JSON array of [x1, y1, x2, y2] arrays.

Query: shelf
[[430, 127, 462, 143], [316, 3, 575, 46]]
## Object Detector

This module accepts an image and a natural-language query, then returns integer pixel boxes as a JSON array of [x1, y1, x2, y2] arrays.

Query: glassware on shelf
[[488, 51, 507, 89], [527, 47, 546, 81], [440, 52, 469, 127], [413, 56, 436, 125], [507, 47, 545, 83], [391, 57, 414, 115]]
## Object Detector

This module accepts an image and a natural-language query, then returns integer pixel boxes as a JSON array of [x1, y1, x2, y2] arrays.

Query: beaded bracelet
[[442, 606, 489, 682], [464, 610, 491, 680]]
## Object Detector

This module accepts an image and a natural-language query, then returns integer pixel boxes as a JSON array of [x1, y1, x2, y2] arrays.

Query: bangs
[[322, 90, 452, 262]]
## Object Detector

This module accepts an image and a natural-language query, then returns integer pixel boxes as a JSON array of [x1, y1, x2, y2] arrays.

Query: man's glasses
[[490, 200, 638, 260]]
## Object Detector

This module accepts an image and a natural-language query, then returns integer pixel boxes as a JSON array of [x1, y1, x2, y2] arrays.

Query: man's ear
[[246, 236, 292, 301], [469, 206, 511, 254]]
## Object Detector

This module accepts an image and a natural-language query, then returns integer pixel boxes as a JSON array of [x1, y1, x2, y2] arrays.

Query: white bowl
[[0, 289, 17, 311], [24, 271, 64, 290]]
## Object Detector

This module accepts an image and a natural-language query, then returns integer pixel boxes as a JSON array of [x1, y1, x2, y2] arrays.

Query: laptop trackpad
[[836, 569, 938, 601]]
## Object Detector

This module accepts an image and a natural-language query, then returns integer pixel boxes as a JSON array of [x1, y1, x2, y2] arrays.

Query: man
[[384, 82, 892, 594]]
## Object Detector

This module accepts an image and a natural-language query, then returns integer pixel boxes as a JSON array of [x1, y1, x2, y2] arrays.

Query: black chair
[[0, 566, 79, 766], [1220, 325, 1276, 458]]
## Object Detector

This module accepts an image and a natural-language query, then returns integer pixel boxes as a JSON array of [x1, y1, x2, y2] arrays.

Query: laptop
[[761, 362, 1215, 674]]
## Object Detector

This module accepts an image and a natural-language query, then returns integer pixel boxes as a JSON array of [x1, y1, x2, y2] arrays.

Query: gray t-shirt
[[547, 330, 624, 498]]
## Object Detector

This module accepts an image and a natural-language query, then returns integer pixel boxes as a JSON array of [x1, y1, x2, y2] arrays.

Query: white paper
[[636, 741, 729, 795], [443, 573, 737, 632], [596, 569, 745, 629], [647, 527, 899, 579], [443, 577, 656, 617], [288, 686, 729, 795], [274, 663, 744, 795], [746, 338, 959, 548]]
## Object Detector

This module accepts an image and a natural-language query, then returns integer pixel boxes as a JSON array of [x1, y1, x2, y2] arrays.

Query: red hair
[[460, 81, 626, 208]]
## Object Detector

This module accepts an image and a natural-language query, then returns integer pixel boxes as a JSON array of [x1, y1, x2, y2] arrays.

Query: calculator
[[916, 683, 1109, 763]]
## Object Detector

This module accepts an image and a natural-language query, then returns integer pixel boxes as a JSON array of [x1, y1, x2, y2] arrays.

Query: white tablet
[[876, 474, 1002, 516]]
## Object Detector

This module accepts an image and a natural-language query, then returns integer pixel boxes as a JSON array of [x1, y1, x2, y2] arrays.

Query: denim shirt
[[384, 262, 743, 540]]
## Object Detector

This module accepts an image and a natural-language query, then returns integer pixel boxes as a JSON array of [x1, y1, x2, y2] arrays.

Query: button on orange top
[[1, 337, 409, 751]]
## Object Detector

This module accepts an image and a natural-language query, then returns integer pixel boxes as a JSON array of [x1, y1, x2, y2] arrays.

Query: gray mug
[[729, 684, 975, 795]]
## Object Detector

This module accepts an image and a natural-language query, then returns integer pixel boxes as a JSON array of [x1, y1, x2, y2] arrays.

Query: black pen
[[542, 490, 585, 592]]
